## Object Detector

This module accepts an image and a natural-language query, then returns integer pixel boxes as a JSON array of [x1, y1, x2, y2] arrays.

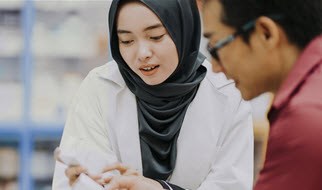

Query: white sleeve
[[198, 99, 254, 190], [52, 73, 117, 190]]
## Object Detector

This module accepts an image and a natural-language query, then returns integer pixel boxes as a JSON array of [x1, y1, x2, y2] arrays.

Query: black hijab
[[108, 0, 207, 180]]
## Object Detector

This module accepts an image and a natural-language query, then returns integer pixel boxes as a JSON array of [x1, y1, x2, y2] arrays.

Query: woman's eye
[[150, 34, 165, 41], [120, 40, 134, 45]]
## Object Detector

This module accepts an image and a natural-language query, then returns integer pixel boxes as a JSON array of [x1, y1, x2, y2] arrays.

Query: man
[[71, 0, 322, 189], [201, 0, 322, 189]]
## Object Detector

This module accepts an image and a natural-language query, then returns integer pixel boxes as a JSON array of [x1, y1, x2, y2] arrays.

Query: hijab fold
[[109, 0, 207, 180]]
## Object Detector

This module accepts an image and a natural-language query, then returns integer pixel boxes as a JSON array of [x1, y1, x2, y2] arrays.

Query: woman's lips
[[139, 65, 160, 76]]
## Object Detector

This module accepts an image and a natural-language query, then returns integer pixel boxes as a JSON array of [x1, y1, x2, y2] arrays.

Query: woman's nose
[[138, 43, 152, 62]]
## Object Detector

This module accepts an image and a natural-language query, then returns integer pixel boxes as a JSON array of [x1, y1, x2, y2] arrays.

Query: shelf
[[0, 48, 22, 57], [0, 54, 21, 58], [0, 126, 23, 139], [30, 125, 64, 139], [34, 0, 111, 13], [0, 0, 23, 10], [0, 11, 23, 57], [34, 1, 84, 12], [0, 0, 111, 189], [0, 123, 63, 139], [0, 121, 24, 127]]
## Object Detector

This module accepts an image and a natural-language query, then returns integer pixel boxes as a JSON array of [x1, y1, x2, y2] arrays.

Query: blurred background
[[0, 0, 110, 189], [0, 0, 270, 190]]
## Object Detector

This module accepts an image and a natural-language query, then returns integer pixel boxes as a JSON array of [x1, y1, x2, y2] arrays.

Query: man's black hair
[[219, 0, 322, 48]]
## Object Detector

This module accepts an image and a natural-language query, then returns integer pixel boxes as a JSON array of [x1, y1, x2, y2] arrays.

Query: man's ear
[[254, 16, 281, 50], [196, 0, 203, 12]]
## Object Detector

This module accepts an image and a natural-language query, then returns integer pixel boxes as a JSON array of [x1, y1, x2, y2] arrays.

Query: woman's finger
[[102, 162, 130, 174], [54, 148, 63, 163], [123, 168, 139, 176], [89, 174, 104, 185], [106, 176, 135, 190], [65, 166, 87, 186], [103, 176, 113, 184]]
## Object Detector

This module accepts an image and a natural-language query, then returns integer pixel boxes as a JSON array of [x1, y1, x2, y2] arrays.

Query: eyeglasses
[[207, 20, 255, 63], [207, 14, 284, 63]]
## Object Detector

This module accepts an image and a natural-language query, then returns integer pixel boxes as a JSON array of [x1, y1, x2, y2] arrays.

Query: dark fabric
[[157, 180, 185, 190], [254, 36, 322, 190], [108, 0, 206, 180]]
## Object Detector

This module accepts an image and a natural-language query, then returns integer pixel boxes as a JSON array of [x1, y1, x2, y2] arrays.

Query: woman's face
[[116, 1, 179, 85]]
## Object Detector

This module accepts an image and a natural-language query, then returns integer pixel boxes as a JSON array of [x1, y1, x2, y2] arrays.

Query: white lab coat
[[52, 60, 254, 190]]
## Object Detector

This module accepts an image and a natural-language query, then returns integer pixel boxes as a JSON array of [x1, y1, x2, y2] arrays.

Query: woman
[[52, 0, 253, 189]]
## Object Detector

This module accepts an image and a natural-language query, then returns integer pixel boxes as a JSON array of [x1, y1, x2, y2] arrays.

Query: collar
[[98, 60, 126, 88], [273, 35, 322, 109]]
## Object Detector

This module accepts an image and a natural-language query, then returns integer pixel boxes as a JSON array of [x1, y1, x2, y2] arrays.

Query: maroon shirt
[[254, 36, 322, 190]]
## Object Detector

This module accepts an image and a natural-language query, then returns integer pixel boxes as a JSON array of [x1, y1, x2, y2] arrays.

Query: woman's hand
[[55, 148, 103, 186], [102, 162, 140, 176], [64, 166, 103, 186], [102, 163, 162, 190], [65, 165, 87, 186], [105, 175, 163, 190], [102, 162, 162, 190]]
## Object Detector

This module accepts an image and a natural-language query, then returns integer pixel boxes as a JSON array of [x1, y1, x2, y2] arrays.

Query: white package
[[55, 137, 120, 189], [72, 173, 104, 190], [57, 146, 119, 175]]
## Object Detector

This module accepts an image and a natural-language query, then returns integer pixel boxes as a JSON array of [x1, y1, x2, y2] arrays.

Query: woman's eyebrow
[[143, 23, 163, 32], [117, 29, 131, 34], [117, 23, 164, 34]]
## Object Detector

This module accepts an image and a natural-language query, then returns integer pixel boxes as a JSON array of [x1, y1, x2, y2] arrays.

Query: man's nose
[[211, 59, 225, 73]]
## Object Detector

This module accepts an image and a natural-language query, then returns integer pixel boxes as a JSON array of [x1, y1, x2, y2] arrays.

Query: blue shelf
[[0, 125, 63, 138], [0, 127, 23, 140], [0, 122, 24, 128], [30, 126, 64, 139], [0, 0, 63, 189], [22, 0, 33, 123], [20, 0, 33, 188]]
